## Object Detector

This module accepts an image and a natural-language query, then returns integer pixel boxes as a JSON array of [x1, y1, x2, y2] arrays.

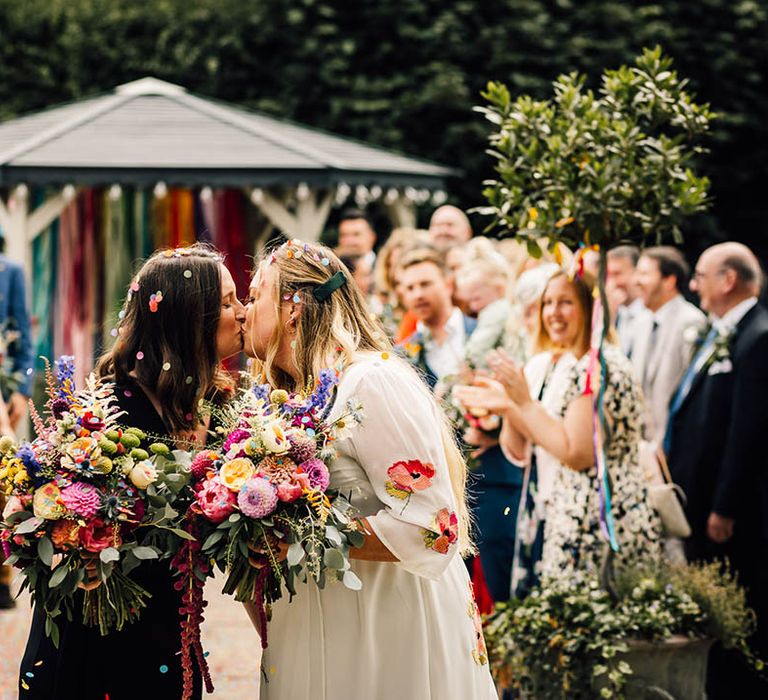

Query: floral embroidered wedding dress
[[259, 353, 497, 699]]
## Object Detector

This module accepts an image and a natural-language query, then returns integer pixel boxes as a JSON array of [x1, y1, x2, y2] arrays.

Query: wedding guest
[[664, 242, 768, 693], [631, 247, 706, 443], [606, 245, 643, 357], [457, 271, 661, 581], [397, 247, 476, 388], [336, 208, 377, 269], [243, 240, 496, 699], [339, 254, 373, 296], [372, 227, 431, 340], [428, 204, 473, 251], [0, 234, 35, 429], [19, 245, 244, 700], [457, 265, 580, 596]]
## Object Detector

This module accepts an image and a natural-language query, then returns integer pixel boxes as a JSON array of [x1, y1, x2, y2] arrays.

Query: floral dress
[[260, 353, 497, 700], [540, 344, 661, 580]]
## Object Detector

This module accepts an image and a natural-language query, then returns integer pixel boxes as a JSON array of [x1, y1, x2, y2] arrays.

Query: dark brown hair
[[641, 246, 690, 292], [96, 243, 232, 432]]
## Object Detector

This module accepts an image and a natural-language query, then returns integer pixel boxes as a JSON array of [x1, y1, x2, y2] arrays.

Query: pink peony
[[196, 478, 236, 524], [237, 477, 278, 518], [299, 458, 330, 492], [60, 483, 102, 519], [276, 481, 303, 503], [80, 518, 121, 552]]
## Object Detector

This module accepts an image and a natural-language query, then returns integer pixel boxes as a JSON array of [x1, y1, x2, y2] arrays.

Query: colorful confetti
[[136, 351, 145, 360], [321, 258, 330, 266], [292, 294, 301, 303], [162, 362, 171, 371], [183, 270, 192, 279], [159, 664, 169, 674], [130, 281, 140, 292], [185, 376, 194, 384]]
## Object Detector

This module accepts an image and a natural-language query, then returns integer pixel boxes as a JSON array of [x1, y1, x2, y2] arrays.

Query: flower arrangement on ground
[[483, 562, 764, 699], [185, 369, 363, 646], [0, 357, 193, 645]]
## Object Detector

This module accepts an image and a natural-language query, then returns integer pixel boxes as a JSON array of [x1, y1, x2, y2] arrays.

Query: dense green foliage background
[[1, 0, 766, 258]]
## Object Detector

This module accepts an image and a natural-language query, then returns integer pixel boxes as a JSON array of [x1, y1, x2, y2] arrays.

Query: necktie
[[642, 320, 659, 387], [662, 326, 717, 453]]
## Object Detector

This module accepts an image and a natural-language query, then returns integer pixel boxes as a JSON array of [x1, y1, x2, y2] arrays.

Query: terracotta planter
[[604, 636, 714, 699]]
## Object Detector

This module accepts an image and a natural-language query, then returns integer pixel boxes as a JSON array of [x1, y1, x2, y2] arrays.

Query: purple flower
[[51, 398, 70, 420], [238, 477, 278, 518], [17, 443, 44, 485], [299, 458, 330, 492], [60, 482, 102, 519], [223, 428, 250, 456], [55, 355, 76, 398]]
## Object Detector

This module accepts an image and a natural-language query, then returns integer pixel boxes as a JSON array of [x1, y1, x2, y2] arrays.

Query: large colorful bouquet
[[186, 369, 364, 644], [0, 357, 194, 645]]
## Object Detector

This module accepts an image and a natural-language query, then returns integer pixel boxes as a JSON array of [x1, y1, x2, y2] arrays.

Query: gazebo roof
[[0, 77, 456, 188]]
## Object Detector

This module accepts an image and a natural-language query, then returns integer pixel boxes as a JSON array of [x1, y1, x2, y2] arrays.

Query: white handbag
[[639, 440, 692, 539]]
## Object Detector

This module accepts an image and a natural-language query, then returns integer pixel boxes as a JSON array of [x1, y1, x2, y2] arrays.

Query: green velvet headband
[[312, 271, 347, 302]]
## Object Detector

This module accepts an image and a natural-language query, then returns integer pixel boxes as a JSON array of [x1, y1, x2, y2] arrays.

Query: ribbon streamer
[[583, 285, 620, 552]]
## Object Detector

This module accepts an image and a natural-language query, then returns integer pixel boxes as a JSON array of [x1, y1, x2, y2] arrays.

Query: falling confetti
[[185, 376, 194, 385], [124, 390, 133, 398], [381, 352, 390, 360], [292, 294, 301, 303], [503, 507, 511, 516], [136, 351, 145, 360], [183, 270, 193, 279], [321, 258, 330, 266], [159, 665, 169, 674], [162, 362, 171, 371]]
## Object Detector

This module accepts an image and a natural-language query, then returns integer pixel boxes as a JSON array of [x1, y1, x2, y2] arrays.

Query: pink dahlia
[[287, 431, 316, 464], [60, 482, 102, 519], [190, 450, 219, 480], [196, 478, 236, 524], [299, 458, 330, 492], [237, 477, 278, 518]]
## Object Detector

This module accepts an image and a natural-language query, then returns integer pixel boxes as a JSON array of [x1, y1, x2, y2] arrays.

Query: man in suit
[[0, 240, 34, 610], [665, 242, 768, 693], [631, 247, 706, 443], [606, 245, 644, 357]]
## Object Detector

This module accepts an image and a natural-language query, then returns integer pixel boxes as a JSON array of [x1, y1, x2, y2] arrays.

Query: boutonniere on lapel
[[704, 328, 734, 376]]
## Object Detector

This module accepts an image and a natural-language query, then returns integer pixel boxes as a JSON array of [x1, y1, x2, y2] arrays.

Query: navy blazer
[[0, 255, 34, 396], [667, 302, 768, 547]]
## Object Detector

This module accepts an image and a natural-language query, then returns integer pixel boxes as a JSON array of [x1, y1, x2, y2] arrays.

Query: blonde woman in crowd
[[457, 271, 661, 582]]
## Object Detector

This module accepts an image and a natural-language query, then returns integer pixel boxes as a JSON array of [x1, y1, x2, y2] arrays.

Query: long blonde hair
[[251, 239, 473, 554]]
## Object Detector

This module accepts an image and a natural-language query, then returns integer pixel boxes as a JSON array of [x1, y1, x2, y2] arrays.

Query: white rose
[[682, 325, 701, 344], [129, 460, 158, 489], [261, 421, 289, 454]]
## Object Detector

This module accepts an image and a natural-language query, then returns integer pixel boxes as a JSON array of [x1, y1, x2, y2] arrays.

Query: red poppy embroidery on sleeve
[[468, 582, 489, 665], [385, 460, 435, 509], [421, 507, 458, 554]]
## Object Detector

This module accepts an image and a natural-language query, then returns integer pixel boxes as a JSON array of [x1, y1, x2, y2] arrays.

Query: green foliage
[[484, 563, 762, 699], [0, 1, 766, 253], [478, 47, 715, 249]]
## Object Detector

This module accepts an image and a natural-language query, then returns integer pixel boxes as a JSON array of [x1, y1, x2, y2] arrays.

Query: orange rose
[[51, 519, 80, 549]]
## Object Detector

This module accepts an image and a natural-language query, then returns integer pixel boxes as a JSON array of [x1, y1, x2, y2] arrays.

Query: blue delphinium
[[54, 355, 76, 399], [17, 442, 45, 486], [308, 368, 339, 413]]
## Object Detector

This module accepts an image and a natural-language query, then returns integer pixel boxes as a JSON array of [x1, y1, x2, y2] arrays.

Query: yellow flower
[[33, 482, 66, 520], [220, 458, 255, 492], [528, 207, 539, 221]]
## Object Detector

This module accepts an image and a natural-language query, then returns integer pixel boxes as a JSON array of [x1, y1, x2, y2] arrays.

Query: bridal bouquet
[[186, 369, 364, 643], [0, 357, 193, 645]]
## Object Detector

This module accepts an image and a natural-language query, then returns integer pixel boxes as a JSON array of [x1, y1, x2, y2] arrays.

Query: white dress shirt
[[418, 307, 466, 380], [712, 297, 758, 335]]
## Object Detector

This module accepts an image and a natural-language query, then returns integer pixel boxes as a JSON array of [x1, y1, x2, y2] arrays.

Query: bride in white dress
[[243, 240, 497, 700]]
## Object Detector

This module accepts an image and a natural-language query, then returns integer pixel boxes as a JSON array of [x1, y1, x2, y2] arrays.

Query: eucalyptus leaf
[[100, 547, 120, 563], [202, 530, 225, 550], [323, 548, 345, 570], [287, 542, 305, 567], [132, 546, 159, 560], [15, 516, 44, 535], [325, 525, 342, 546], [37, 536, 53, 567], [49, 565, 69, 588], [342, 570, 362, 591]]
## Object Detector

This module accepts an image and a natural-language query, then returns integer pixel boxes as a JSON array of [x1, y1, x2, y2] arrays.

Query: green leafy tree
[[477, 47, 716, 253]]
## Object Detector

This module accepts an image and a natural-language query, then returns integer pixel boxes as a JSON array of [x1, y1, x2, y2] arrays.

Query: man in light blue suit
[[0, 232, 34, 609]]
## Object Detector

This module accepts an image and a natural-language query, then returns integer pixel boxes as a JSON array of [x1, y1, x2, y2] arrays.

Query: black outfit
[[667, 302, 768, 695], [19, 380, 202, 700]]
